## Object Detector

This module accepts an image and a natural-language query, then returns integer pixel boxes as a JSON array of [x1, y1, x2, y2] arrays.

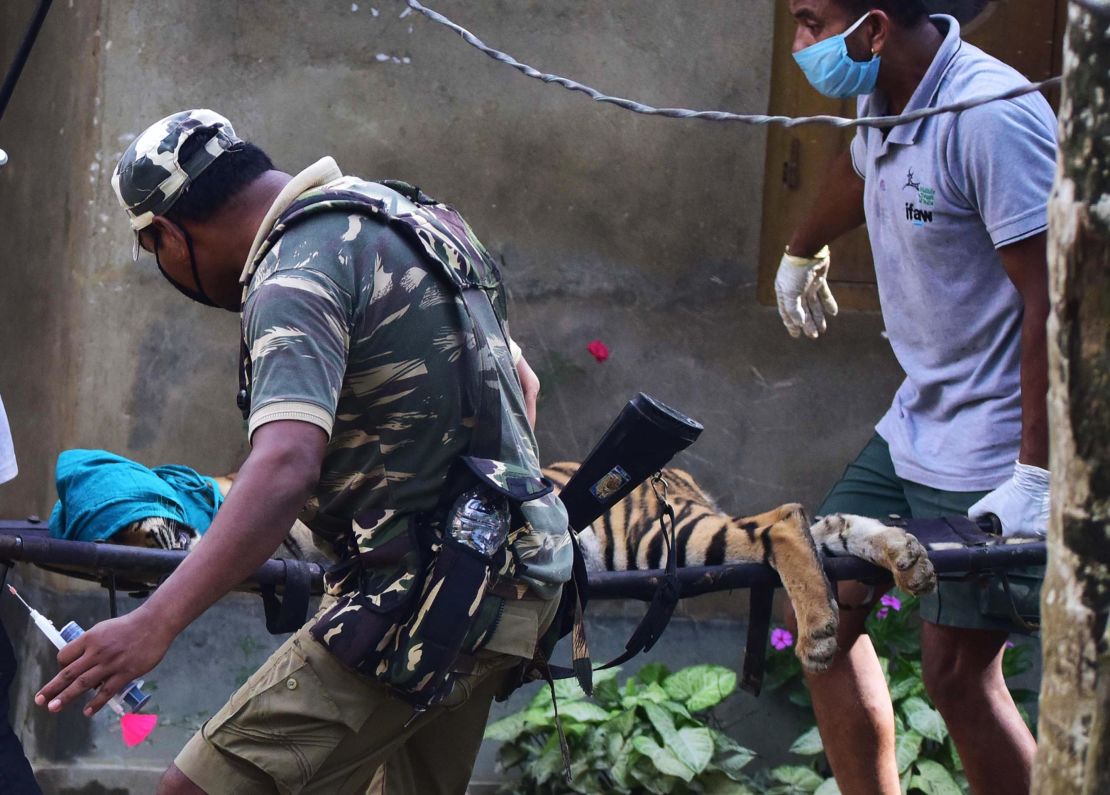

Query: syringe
[[7, 586, 149, 716]]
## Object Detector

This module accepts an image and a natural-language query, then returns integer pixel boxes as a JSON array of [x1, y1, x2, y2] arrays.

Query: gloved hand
[[774, 245, 839, 339], [968, 461, 1050, 538]]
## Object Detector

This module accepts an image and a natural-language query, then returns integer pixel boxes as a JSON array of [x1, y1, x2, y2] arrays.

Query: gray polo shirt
[[850, 15, 1057, 492]]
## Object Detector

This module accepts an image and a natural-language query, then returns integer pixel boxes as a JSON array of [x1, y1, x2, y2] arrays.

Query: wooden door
[[756, 0, 1068, 311]]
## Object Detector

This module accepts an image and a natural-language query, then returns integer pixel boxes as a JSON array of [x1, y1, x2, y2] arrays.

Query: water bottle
[[448, 488, 510, 557], [59, 622, 152, 713]]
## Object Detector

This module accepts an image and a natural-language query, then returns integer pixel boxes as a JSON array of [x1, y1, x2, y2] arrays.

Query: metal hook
[[649, 471, 669, 504]]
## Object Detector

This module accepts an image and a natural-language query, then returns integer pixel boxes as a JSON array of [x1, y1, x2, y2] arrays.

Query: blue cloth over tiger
[[48, 449, 223, 542]]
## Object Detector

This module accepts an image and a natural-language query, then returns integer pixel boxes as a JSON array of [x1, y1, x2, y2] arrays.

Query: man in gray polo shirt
[[775, 1, 1055, 793]]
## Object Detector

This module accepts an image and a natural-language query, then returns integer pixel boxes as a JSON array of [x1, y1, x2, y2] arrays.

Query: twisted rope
[[405, 0, 1061, 130]]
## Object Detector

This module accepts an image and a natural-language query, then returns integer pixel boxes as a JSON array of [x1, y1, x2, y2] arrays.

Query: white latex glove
[[968, 461, 1050, 538], [774, 245, 839, 339]]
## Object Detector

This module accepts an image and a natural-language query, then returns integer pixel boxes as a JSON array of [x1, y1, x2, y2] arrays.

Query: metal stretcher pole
[[587, 542, 1047, 695], [0, 521, 1046, 689], [0, 520, 1045, 603], [0, 529, 327, 595], [585, 542, 1047, 601]]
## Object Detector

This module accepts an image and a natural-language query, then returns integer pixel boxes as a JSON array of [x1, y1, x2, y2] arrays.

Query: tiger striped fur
[[543, 462, 937, 672], [112, 516, 197, 552], [109, 474, 333, 564], [111, 465, 934, 672]]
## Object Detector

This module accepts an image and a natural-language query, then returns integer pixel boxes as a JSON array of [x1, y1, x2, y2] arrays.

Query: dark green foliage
[[486, 664, 760, 794]]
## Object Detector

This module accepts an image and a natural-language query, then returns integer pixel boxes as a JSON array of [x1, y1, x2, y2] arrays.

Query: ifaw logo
[[905, 202, 934, 226], [903, 168, 936, 227]]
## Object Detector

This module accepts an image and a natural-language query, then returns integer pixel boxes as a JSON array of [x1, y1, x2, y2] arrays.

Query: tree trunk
[[1034, 3, 1110, 793]]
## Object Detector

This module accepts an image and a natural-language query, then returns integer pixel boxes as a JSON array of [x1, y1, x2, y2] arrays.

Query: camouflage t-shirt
[[242, 181, 571, 601]]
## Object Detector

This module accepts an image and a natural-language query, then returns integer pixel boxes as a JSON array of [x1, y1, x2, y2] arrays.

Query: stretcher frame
[[0, 519, 1046, 694]]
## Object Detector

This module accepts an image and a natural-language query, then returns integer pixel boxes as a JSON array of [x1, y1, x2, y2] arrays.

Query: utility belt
[[309, 455, 556, 713], [310, 393, 704, 721]]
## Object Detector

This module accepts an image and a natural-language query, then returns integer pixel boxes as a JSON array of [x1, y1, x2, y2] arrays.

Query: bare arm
[[998, 232, 1050, 469], [37, 420, 328, 715], [515, 354, 540, 430], [787, 149, 867, 257]]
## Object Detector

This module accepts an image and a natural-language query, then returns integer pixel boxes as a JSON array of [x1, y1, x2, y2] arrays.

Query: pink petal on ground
[[120, 713, 158, 747], [586, 340, 609, 363]]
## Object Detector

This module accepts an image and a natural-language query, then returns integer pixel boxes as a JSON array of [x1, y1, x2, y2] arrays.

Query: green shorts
[[820, 434, 1041, 635], [175, 594, 559, 795]]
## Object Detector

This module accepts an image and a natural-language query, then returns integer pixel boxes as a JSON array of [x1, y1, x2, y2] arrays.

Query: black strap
[[237, 335, 251, 420], [595, 482, 681, 669], [740, 585, 774, 695], [546, 479, 681, 684], [260, 559, 314, 634], [540, 662, 575, 784], [889, 515, 996, 548]]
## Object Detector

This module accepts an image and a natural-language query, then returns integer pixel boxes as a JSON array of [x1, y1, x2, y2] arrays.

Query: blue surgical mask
[[793, 13, 881, 98]]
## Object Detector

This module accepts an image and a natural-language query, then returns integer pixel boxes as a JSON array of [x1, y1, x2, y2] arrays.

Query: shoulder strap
[[545, 475, 681, 690]]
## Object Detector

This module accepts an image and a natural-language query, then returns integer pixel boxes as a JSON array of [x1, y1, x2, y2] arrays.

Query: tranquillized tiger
[[113, 466, 935, 672], [543, 462, 937, 673]]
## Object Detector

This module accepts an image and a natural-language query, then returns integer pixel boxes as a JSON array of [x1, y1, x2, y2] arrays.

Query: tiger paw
[[794, 618, 838, 672], [812, 514, 938, 598], [884, 530, 936, 596]]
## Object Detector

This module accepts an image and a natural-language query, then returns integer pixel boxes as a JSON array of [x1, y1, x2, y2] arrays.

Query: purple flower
[[771, 628, 794, 650], [876, 607, 890, 620], [880, 594, 902, 612], [1005, 640, 1015, 649]]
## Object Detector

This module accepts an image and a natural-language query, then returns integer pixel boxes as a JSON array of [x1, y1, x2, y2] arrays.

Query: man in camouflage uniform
[[35, 109, 572, 794]]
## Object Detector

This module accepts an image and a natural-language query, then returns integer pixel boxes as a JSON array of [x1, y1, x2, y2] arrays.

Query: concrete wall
[[0, 1, 905, 791], [0, 0, 902, 521], [0, 1, 101, 517]]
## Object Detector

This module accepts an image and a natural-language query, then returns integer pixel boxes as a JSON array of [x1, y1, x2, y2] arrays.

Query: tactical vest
[[237, 179, 573, 709]]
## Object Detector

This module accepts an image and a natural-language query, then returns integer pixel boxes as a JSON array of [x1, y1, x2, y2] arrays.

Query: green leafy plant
[[485, 663, 761, 794], [760, 591, 1037, 794], [485, 596, 1035, 794]]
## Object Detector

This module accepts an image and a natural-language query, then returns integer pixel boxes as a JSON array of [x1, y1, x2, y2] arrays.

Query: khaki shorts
[[175, 594, 559, 795]]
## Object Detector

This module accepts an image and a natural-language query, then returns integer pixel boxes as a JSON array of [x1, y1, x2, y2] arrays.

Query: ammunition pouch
[[310, 456, 554, 710]]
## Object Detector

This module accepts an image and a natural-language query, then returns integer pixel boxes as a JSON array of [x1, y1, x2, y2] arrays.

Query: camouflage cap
[[112, 109, 242, 252]]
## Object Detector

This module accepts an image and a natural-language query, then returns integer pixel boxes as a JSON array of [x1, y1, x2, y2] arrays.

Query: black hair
[[164, 131, 274, 225], [834, 0, 929, 27]]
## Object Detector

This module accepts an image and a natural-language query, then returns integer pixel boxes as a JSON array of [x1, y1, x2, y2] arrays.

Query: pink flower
[[587, 339, 610, 363], [880, 594, 902, 612], [771, 628, 794, 650]]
